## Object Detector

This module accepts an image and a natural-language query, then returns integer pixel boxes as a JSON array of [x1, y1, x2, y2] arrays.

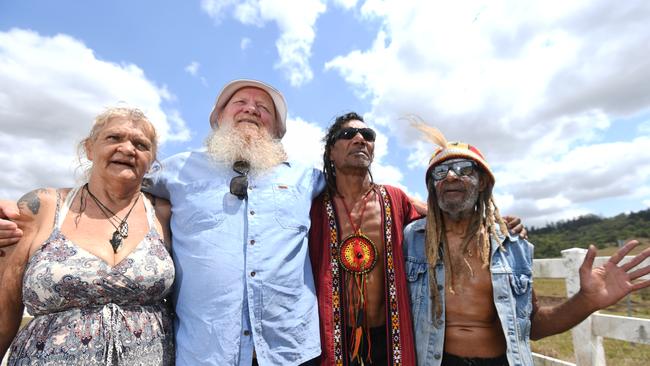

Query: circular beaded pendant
[[338, 233, 378, 274]]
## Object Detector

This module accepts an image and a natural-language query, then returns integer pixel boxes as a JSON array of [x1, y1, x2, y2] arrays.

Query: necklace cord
[[338, 185, 375, 234], [83, 183, 140, 253]]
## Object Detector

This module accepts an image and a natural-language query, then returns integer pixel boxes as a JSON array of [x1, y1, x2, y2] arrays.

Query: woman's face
[[85, 117, 155, 184]]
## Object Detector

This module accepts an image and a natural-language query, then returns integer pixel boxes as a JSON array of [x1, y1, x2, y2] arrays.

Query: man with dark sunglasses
[[309, 112, 420, 366], [403, 128, 650, 366]]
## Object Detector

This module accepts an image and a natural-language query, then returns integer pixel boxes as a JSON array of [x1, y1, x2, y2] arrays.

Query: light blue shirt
[[403, 218, 535, 366], [146, 151, 325, 365]]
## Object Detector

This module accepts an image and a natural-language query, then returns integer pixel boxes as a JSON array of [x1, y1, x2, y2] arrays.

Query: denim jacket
[[403, 218, 535, 366]]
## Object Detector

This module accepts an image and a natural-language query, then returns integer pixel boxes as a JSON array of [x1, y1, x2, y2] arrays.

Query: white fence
[[532, 248, 650, 366], [3, 248, 649, 366]]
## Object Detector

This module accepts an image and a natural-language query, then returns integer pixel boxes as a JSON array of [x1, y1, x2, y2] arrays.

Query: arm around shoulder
[[0, 188, 55, 358], [0, 199, 22, 250]]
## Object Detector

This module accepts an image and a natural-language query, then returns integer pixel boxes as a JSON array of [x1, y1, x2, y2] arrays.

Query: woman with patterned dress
[[0, 107, 175, 365]]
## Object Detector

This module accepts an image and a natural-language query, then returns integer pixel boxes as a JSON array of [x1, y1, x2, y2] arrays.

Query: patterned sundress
[[7, 187, 175, 365]]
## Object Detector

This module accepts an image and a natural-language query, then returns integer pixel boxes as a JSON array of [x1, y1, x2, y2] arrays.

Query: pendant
[[118, 222, 129, 238], [110, 230, 123, 253], [338, 233, 378, 274]]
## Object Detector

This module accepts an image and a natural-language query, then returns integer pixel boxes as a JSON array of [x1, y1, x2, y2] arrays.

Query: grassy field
[[531, 277, 650, 365]]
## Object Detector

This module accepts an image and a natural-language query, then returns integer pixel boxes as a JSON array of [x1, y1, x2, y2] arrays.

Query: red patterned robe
[[309, 185, 421, 366]]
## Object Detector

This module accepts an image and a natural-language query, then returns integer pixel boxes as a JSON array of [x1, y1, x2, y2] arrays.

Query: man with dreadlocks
[[404, 126, 650, 366], [309, 112, 420, 366]]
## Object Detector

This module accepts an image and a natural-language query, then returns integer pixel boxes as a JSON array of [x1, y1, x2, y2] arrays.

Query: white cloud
[[185, 61, 200, 76], [184, 61, 208, 86], [324, 0, 650, 224], [332, 0, 358, 10], [240, 37, 252, 50], [367, 125, 406, 190], [201, 0, 327, 86], [639, 120, 650, 134], [492, 136, 650, 225], [0, 29, 191, 200], [200, 0, 238, 22], [283, 116, 325, 168]]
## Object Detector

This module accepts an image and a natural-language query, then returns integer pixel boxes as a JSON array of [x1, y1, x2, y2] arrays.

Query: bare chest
[[445, 243, 498, 325]]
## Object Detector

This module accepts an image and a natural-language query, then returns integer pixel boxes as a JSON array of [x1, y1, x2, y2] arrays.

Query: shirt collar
[[412, 218, 427, 232]]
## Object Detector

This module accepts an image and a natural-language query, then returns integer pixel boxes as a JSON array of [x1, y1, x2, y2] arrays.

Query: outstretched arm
[[530, 240, 650, 340]]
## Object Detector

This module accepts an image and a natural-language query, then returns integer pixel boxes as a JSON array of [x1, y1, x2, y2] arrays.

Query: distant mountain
[[527, 208, 650, 258]]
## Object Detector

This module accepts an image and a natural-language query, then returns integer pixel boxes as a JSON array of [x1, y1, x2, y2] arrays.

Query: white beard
[[205, 124, 287, 174]]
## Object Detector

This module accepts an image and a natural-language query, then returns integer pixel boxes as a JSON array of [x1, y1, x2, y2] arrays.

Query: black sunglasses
[[332, 127, 376, 142], [431, 160, 477, 181], [230, 160, 250, 200]]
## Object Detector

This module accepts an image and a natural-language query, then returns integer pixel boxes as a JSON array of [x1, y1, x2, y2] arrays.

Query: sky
[[1, 0, 650, 228]]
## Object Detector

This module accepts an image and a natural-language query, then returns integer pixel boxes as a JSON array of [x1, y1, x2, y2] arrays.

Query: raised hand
[[578, 240, 650, 311]]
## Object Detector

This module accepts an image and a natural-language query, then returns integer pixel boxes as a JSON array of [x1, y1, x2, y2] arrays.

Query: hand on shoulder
[[0, 200, 22, 250], [16, 188, 58, 226], [12, 188, 60, 255]]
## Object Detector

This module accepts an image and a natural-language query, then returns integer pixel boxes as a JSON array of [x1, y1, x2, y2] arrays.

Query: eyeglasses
[[431, 160, 477, 181], [230, 160, 250, 200], [332, 127, 376, 143]]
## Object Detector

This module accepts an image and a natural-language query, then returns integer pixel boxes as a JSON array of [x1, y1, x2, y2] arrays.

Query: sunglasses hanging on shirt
[[230, 160, 250, 199]]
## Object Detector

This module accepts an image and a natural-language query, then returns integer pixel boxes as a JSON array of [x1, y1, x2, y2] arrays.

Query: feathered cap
[[411, 119, 495, 186]]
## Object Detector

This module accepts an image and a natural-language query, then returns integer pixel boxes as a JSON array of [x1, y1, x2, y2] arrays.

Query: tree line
[[527, 208, 650, 258]]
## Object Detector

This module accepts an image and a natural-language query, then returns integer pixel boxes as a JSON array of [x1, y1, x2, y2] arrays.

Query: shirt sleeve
[[141, 162, 171, 200], [398, 187, 422, 224], [311, 168, 326, 199]]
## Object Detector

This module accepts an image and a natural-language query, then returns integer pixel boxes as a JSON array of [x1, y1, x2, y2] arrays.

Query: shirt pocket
[[405, 258, 428, 309], [272, 184, 309, 231], [509, 270, 533, 318], [173, 180, 227, 235]]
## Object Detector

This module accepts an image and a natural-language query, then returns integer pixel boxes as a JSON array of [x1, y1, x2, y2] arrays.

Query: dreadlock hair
[[424, 166, 509, 320], [322, 111, 373, 195]]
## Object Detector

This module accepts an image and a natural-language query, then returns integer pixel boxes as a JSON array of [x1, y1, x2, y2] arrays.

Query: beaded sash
[[324, 185, 403, 365]]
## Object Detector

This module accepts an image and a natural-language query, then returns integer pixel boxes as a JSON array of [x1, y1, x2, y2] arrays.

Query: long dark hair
[[322, 112, 373, 194]]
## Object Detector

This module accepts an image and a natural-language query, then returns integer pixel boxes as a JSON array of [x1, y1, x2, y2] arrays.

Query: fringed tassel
[[347, 273, 372, 365]]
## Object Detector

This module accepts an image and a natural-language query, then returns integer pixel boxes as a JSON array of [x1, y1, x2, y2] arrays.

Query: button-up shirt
[[147, 151, 325, 365], [403, 218, 535, 366]]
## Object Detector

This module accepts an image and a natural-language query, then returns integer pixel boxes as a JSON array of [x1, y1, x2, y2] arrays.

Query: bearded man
[[404, 126, 650, 366], [143, 79, 325, 365]]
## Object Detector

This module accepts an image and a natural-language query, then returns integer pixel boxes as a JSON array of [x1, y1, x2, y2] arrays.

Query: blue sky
[[1, 0, 650, 227]]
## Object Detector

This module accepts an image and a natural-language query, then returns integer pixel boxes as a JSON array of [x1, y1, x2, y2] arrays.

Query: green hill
[[527, 208, 650, 258]]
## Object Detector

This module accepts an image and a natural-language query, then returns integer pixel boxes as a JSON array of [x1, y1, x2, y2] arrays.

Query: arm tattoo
[[18, 189, 49, 215]]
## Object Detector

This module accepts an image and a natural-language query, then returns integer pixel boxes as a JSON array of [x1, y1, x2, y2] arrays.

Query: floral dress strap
[[142, 193, 155, 231], [53, 186, 81, 230]]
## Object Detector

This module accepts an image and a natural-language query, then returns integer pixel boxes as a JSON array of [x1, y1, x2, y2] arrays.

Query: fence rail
[[532, 248, 650, 366]]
